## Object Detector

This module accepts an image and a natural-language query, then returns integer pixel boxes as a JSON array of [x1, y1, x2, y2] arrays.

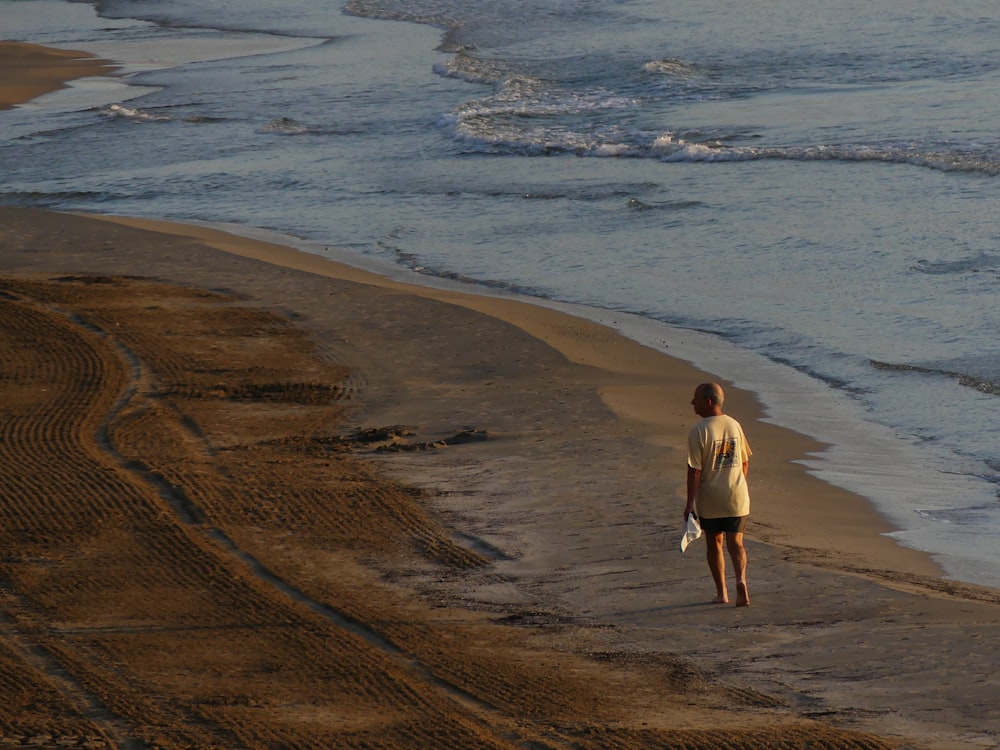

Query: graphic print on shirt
[[712, 438, 738, 470]]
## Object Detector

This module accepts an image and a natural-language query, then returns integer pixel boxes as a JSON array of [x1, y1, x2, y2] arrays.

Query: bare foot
[[712, 594, 728, 604], [735, 581, 750, 607]]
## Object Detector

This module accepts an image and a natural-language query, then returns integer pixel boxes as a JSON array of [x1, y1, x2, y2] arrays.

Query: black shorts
[[700, 515, 748, 535]]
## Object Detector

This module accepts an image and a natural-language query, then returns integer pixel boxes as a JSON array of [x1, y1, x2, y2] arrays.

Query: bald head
[[696, 382, 725, 406], [692, 382, 725, 418]]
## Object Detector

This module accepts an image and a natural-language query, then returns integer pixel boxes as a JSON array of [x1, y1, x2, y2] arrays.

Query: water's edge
[[124, 215, 1000, 589]]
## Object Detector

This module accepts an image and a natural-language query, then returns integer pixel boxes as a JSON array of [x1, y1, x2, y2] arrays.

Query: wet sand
[[0, 42, 116, 109], [1, 43, 998, 750]]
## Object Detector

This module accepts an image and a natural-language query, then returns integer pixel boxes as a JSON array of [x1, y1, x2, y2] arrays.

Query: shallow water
[[2, 0, 998, 586]]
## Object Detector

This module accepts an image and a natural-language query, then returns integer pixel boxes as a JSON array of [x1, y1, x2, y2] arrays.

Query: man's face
[[691, 388, 709, 416]]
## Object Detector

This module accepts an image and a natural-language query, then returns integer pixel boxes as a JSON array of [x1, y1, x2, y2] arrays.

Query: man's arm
[[742, 460, 749, 478], [685, 465, 700, 520]]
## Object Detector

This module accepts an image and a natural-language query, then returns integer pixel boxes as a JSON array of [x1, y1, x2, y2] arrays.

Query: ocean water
[[2, 0, 999, 587]]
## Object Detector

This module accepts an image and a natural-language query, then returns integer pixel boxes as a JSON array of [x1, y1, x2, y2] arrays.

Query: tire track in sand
[[0, 275, 897, 750], [0, 278, 553, 749]]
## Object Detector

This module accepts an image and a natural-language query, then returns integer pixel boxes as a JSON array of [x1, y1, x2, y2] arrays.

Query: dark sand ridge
[[1, 41, 998, 750]]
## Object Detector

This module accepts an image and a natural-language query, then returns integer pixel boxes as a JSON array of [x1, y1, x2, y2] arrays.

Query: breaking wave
[[437, 109, 1000, 174], [100, 103, 171, 122], [427, 44, 1000, 174]]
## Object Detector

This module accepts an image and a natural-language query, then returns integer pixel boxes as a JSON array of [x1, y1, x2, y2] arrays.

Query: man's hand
[[685, 465, 701, 520]]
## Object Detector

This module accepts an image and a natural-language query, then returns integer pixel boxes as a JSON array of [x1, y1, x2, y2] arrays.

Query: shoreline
[[89, 213, 949, 583], [2, 33, 995, 586], [3, 38, 1000, 749], [1, 35, 940, 580]]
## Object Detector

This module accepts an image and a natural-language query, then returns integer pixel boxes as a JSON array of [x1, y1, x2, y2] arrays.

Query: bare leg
[[726, 532, 750, 606], [705, 532, 728, 603]]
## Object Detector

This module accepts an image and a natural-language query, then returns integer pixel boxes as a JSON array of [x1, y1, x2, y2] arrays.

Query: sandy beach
[[1, 45, 999, 750]]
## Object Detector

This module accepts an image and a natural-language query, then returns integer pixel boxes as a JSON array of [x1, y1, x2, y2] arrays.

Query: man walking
[[685, 382, 752, 606]]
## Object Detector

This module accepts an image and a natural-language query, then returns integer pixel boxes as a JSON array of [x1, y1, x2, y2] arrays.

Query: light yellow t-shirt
[[687, 414, 751, 519]]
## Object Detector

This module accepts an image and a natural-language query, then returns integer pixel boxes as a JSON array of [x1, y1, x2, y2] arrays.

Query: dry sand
[[1, 44, 998, 750]]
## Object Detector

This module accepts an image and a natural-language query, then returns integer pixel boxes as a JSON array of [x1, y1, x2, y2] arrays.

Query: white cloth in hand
[[680, 514, 702, 553]]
